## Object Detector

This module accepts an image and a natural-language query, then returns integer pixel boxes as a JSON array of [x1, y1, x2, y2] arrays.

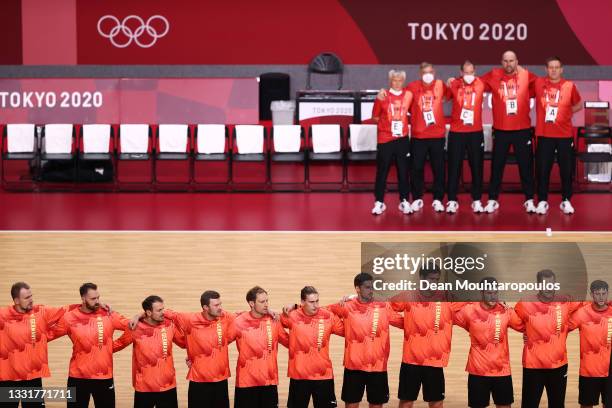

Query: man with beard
[[113, 295, 186, 408], [51, 283, 130, 408], [0, 282, 73, 408]]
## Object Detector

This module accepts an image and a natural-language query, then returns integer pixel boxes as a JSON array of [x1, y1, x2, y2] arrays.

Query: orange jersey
[[112, 319, 186, 392], [372, 89, 413, 143], [0, 305, 68, 381], [328, 300, 403, 372], [391, 292, 455, 367], [406, 79, 450, 138], [569, 303, 612, 377], [448, 77, 486, 132], [233, 312, 289, 388], [51, 308, 129, 379], [280, 307, 343, 380], [481, 67, 537, 131], [164, 310, 235, 383], [514, 300, 582, 369], [453, 303, 524, 376], [533, 77, 581, 138]]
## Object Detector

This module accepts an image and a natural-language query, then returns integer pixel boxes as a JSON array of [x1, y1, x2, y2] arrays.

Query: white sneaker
[[372, 201, 386, 215], [446, 201, 459, 214], [471, 200, 485, 213], [560, 200, 575, 214], [535, 201, 549, 215], [411, 199, 424, 212], [399, 199, 413, 214], [432, 200, 445, 212], [484, 200, 499, 213], [524, 199, 537, 214]]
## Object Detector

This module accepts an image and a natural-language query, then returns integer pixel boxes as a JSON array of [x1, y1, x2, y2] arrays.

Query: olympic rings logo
[[97, 15, 169, 48]]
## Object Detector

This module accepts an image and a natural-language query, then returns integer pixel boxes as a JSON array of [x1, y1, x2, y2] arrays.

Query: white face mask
[[422, 73, 434, 84], [463, 74, 475, 84]]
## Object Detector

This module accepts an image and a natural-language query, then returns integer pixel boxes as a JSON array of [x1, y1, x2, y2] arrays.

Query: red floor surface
[[0, 191, 610, 231]]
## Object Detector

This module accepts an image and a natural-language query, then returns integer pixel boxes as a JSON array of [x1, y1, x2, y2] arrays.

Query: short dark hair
[[200, 290, 220, 307], [460, 60, 475, 72], [354, 273, 373, 288], [79, 282, 98, 297], [11, 282, 30, 300], [246, 286, 267, 303], [142, 295, 163, 312], [590, 280, 609, 292], [300, 286, 318, 301], [419, 267, 441, 279], [536, 269, 556, 283], [545, 56, 563, 67], [420, 61, 433, 71]]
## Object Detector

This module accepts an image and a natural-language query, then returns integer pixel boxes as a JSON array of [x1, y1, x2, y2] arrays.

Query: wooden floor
[[1, 232, 611, 407]]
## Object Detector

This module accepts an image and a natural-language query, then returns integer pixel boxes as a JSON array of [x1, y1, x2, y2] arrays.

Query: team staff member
[[378, 62, 450, 213], [391, 268, 457, 408], [281, 286, 344, 408], [532, 56, 582, 215], [233, 287, 288, 408], [327, 273, 403, 408], [453, 278, 524, 408], [0, 282, 73, 408], [371, 70, 413, 215], [514, 270, 582, 408], [161, 291, 235, 408], [480, 50, 538, 214], [113, 296, 186, 408], [51, 283, 130, 408], [446, 61, 487, 214], [569, 280, 612, 408]]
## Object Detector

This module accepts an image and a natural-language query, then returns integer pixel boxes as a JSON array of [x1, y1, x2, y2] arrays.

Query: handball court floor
[[0, 191, 612, 231], [1, 232, 611, 407]]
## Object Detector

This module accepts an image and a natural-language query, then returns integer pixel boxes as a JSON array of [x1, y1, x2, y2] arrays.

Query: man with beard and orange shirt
[[514, 269, 582, 408], [233, 286, 288, 408], [51, 282, 130, 408], [162, 290, 235, 408], [453, 277, 524, 408], [569, 280, 612, 408], [532, 56, 582, 215], [281, 286, 344, 408], [390, 268, 456, 408], [327, 273, 403, 408], [113, 295, 186, 408], [0, 282, 74, 408], [480, 50, 538, 214]]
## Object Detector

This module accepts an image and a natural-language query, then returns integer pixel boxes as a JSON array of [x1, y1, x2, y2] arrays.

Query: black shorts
[[398, 363, 445, 402], [341, 369, 389, 405], [579, 376, 608, 406], [234, 385, 278, 408], [287, 378, 337, 408], [187, 379, 229, 408], [134, 388, 178, 408], [521, 364, 567, 408], [467, 374, 513, 408]]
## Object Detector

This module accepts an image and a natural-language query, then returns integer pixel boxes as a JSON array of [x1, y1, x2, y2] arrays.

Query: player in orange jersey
[[569, 280, 612, 408], [233, 286, 288, 408], [453, 277, 524, 408], [0, 282, 75, 408], [514, 270, 582, 408], [113, 295, 186, 408], [50, 282, 130, 408], [281, 286, 344, 408], [327, 273, 403, 408], [161, 290, 235, 408], [391, 268, 456, 408]]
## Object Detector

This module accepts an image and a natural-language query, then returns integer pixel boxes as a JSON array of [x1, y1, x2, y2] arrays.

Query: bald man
[[480, 51, 538, 214]]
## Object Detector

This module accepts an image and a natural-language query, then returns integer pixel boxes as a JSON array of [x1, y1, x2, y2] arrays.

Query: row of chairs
[[2, 123, 610, 192]]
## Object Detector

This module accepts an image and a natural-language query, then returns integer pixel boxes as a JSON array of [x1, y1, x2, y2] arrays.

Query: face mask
[[422, 73, 434, 84], [463, 74, 475, 84]]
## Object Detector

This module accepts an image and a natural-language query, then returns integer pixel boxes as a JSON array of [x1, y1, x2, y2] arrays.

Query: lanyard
[[462, 86, 476, 109], [545, 88, 560, 105], [502, 79, 518, 99]]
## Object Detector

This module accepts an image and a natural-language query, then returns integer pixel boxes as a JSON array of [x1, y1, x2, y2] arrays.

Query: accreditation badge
[[506, 99, 518, 115], [460, 108, 474, 125], [423, 110, 436, 126], [545, 105, 558, 123], [391, 120, 403, 137]]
